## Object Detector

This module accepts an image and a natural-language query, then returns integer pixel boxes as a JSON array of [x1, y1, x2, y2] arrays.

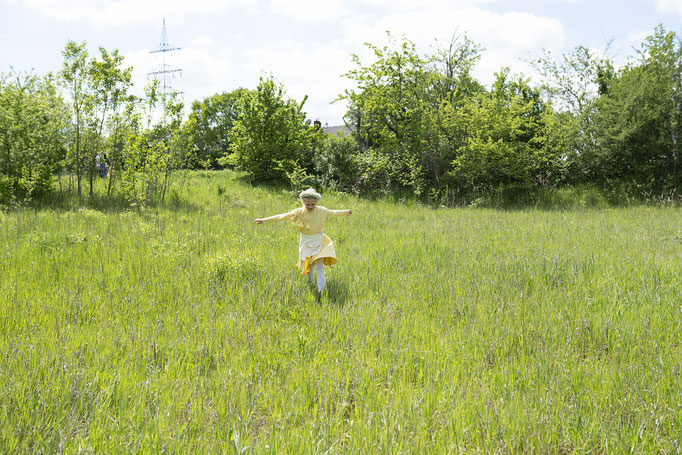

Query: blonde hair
[[299, 187, 322, 200]]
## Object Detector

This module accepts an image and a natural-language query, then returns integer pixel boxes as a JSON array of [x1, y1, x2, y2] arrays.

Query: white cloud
[[340, 6, 565, 86], [361, 0, 494, 12], [242, 40, 353, 122], [268, 0, 348, 23], [227, 6, 566, 123], [125, 41, 235, 106], [19, 0, 257, 28], [654, 0, 682, 16], [629, 29, 651, 45], [26, 0, 567, 123], [190, 36, 213, 48]]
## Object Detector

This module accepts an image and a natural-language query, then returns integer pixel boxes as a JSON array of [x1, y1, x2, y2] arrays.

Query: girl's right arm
[[254, 211, 297, 225]]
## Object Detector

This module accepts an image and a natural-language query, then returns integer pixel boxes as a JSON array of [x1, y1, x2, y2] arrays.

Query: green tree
[[119, 84, 187, 206], [531, 44, 615, 185], [0, 71, 68, 204], [340, 33, 487, 196], [228, 76, 317, 183], [428, 33, 485, 105], [591, 25, 682, 190], [421, 34, 486, 192], [339, 33, 432, 194], [450, 70, 563, 190], [88, 46, 133, 196], [59, 40, 90, 196], [315, 132, 359, 191], [184, 89, 249, 169]]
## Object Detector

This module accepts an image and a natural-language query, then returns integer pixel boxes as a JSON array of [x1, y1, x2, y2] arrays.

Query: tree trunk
[[76, 119, 82, 196], [107, 163, 115, 196], [89, 156, 94, 198]]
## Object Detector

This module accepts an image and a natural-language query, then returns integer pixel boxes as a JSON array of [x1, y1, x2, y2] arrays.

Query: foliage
[[339, 33, 564, 198], [427, 33, 485, 104], [228, 76, 319, 183], [0, 71, 68, 205], [58, 40, 91, 196], [339, 33, 433, 194], [58, 40, 134, 198], [88, 46, 134, 196], [315, 132, 359, 192], [589, 25, 682, 190], [119, 86, 187, 207], [3, 26, 682, 207], [533, 25, 682, 192], [184, 89, 249, 169], [450, 70, 565, 190]]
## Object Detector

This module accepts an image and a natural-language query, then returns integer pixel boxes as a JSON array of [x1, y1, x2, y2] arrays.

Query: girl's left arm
[[328, 209, 352, 217]]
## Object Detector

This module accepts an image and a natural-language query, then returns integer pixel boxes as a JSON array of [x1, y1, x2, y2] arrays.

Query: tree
[[88, 46, 133, 196], [590, 25, 682, 191], [428, 33, 485, 105], [0, 71, 68, 204], [422, 34, 486, 192], [531, 45, 615, 184], [59, 40, 90, 196], [119, 83, 187, 206], [184, 89, 248, 169], [339, 33, 487, 196], [450, 70, 563, 190], [228, 76, 317, 183], [315, 132, 359, 192], [339, 33, 432, 193]]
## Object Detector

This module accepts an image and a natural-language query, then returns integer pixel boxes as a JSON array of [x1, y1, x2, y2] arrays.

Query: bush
[[0, 72, 68, 204], [316, 132, 359, 192], [229, 76, 318, 183], [206, 251, 263, 286]]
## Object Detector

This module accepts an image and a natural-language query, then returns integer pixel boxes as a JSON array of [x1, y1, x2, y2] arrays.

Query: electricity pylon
[[147, 17, 183, 103]]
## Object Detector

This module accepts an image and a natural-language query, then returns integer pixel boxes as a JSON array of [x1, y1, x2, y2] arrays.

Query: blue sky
[[2, 0, 681, 125]]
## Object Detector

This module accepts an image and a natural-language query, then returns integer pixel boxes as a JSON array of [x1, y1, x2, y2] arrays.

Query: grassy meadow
[[1, 171, 681, 453]]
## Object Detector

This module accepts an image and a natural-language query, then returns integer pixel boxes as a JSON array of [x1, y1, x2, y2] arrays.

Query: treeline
[[316, 26, 681, 203], [1, 25, 680, 207], [1, 41, 187, 207]]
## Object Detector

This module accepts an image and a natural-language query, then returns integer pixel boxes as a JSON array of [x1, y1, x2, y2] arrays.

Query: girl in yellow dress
[[254, 188, 352, 297]]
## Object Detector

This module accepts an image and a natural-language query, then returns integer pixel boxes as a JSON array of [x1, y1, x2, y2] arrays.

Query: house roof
[[322, 124, 353, 136]]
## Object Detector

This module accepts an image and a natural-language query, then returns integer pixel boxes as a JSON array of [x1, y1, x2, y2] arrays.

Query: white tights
[[306, 259, 325, 293]]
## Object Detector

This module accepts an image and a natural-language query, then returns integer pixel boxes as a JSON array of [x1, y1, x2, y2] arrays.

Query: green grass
[[1, 171, 681, 453]]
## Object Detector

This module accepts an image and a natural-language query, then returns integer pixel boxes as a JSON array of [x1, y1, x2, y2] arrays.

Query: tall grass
[[1, 171, 681, 452]]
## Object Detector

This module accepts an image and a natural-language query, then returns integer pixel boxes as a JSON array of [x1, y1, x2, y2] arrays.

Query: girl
[[254, 188, 352, 297]]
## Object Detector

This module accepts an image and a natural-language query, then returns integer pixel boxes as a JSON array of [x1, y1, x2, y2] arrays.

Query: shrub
[[315, 132, 359, 192], [206, 251, 263, 286]]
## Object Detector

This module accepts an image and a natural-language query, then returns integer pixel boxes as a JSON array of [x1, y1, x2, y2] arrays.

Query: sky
[[2, 0, 682, 125]]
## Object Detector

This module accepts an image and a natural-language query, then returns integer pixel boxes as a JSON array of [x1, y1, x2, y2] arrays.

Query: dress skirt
[[296, 231, 337, 275]]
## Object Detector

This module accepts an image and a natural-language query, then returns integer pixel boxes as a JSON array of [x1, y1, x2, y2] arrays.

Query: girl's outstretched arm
[[253, 211, 297, 225], [327, 209, 352, 217]]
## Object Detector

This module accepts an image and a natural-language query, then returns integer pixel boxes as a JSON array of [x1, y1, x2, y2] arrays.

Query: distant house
[[322, 124, 353, 136]]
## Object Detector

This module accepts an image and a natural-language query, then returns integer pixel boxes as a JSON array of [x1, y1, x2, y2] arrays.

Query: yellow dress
[[261, 206, 349, 275]]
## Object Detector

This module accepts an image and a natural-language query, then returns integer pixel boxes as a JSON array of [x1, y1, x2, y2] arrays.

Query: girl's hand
[[253, 219, 264, 224], [347, 210, 352, 216]]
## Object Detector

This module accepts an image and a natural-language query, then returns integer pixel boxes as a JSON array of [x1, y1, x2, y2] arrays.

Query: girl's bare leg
[[306, 264, 315, 286], [314, 259, 325, 294]]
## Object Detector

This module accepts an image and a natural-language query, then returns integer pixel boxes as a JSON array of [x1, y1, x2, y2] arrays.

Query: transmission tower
[[147, 18, 183, 102]]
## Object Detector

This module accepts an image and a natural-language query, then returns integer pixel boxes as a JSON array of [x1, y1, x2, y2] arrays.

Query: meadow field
[[1, 171, 681, 453]]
